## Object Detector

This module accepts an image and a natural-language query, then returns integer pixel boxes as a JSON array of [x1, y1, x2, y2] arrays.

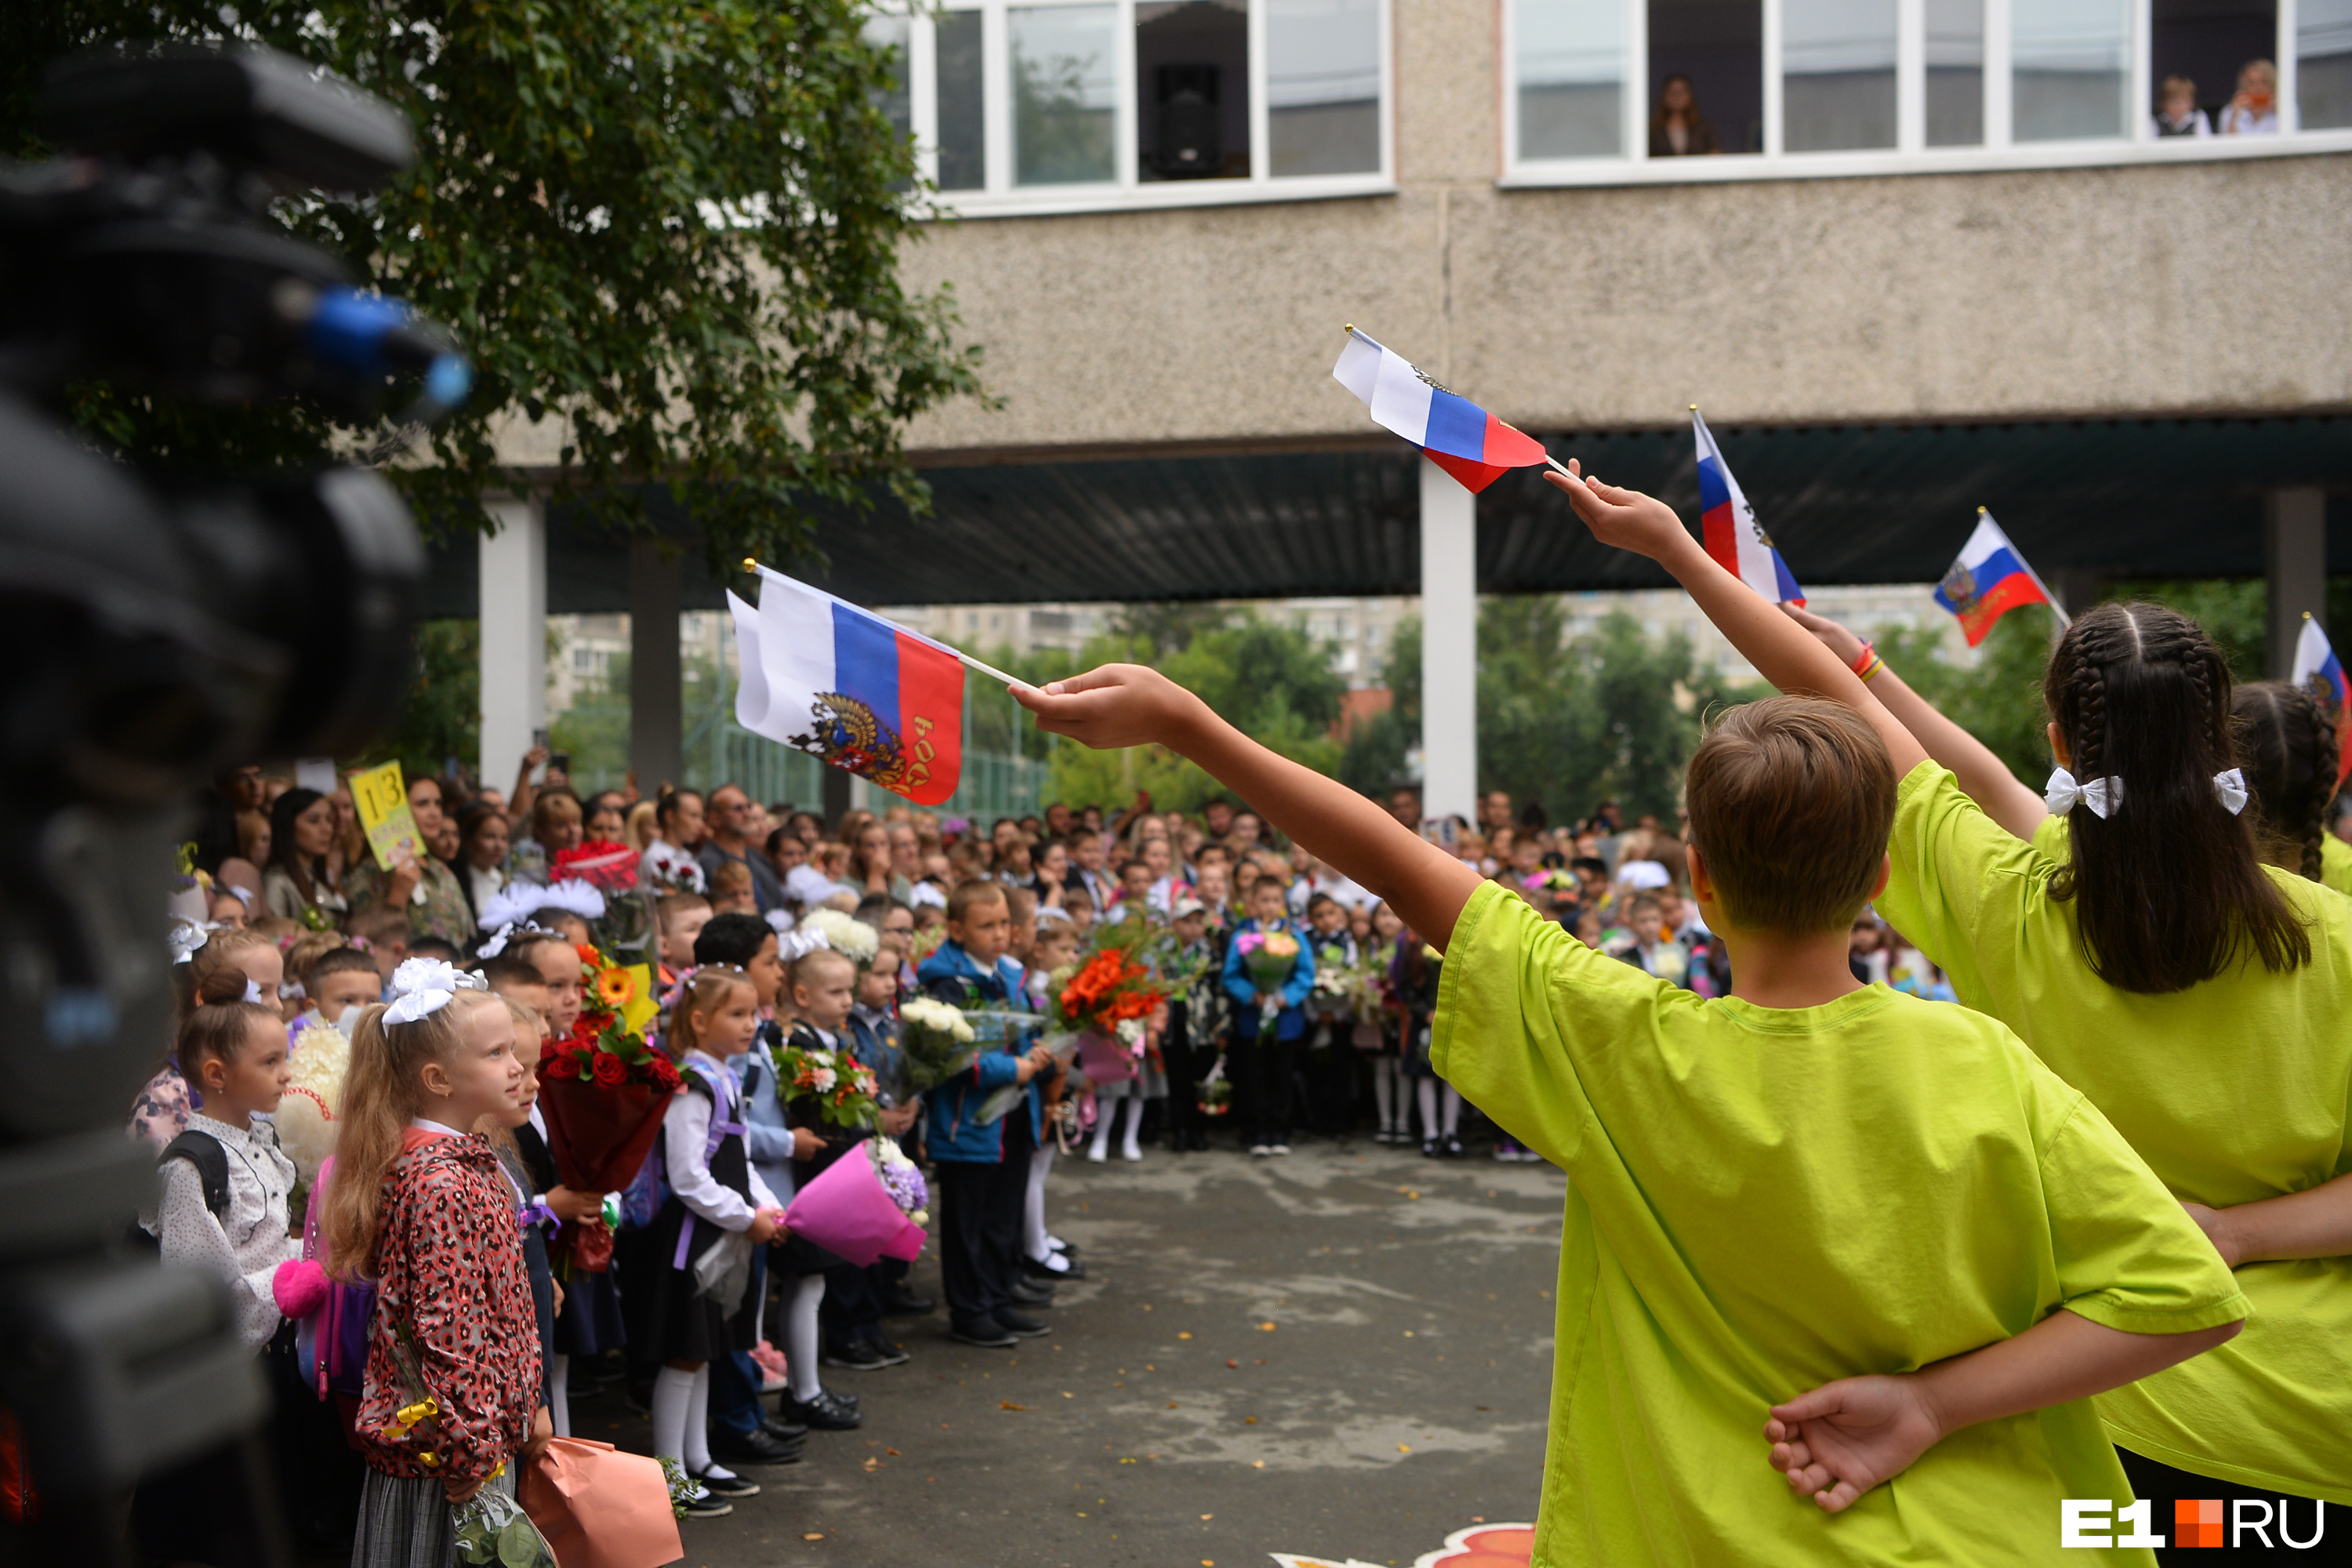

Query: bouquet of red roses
[[551, 840, 639, 892], [538, 947, 678, 1270]]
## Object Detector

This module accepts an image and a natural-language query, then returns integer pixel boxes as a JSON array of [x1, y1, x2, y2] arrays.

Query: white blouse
[[152, 1112, 301, 1348], [665, 1051, 780, 1231]]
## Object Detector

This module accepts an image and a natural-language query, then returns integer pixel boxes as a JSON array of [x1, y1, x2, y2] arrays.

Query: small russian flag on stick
[[2290, 614, 2352, 786], [1332, 326, 1556, 493], [1932, 509, 2069, 646], [728, 563, 1022, 807], [1692, 407, 1804, 605]]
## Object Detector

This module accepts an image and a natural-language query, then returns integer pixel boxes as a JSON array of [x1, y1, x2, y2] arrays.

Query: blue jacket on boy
[[1221, 916, 1319, 1041], [732, 1026, 797, 1203], [918, 940, 1040, 1160]]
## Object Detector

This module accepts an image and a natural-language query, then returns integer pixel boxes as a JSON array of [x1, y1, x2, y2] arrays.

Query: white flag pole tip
[[1544, 456, 1579, 481]]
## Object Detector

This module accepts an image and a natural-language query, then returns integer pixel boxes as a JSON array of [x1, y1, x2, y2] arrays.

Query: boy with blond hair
[[1017, 666, 2245, 1565]]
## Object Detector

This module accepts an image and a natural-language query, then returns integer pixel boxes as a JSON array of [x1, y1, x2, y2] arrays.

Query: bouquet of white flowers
[[898, 996, 979, 1092]]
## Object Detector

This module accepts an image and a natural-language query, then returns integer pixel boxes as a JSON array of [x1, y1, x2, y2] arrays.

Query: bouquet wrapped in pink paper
[[1073, 1029, 1138, 1086], [780, 1138, 927, 1267], [517, 1437, 684, 1568]]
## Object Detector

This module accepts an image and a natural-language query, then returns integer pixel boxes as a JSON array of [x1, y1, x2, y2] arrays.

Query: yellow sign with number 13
[[347, 760, 424, 873]]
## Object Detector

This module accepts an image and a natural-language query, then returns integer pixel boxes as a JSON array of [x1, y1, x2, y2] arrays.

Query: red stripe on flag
[[1480, 416, 1548, 470], [1700, 501, 1740, 578], [1955, 573, 2048, 648], [1426, 449, 1512, 494], [892, 631, 964, 806]]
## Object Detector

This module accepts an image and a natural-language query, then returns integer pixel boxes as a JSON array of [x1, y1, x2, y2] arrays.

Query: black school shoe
[[709, 1425, 803, 1467], [780, 1388, 863, 1430], [880, 1286, 937, 1315], [993, 1308, 1051, 1338], [949, 1317, 1018, 1348], [1008, 1278, 1056, 1305], [695, 1468, 760, 1497], [678, 1491, 734, 1519], [822, 1340, 889, 1371], [761, 1412, 810, 1442], [1022, 1252, 1087, 1282]]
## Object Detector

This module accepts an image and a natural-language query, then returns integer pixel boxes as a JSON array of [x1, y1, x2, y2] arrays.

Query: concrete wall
[[898, 0, 2352, 454]]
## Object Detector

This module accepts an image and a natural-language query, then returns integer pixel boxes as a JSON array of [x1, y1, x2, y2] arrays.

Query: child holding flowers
[[644, 964, 787, 1517], [322, 964, 551, 1564], [1220, 875, 1315, 1156]]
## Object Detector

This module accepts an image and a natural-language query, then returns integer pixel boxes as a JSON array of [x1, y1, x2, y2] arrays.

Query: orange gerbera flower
[[596, 968, 636, 1008]]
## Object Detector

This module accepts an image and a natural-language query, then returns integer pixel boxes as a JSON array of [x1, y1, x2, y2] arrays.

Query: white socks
[[684, 1364, 727, 1479], [1372, 1059, 1399, 1131], [1087, 1088, 1118, 1161], [652, 1365, 695, 1470], [786, 1275, 826, 1402], [548, 1352, 571, 1439], [1417, 1079, 1461, 1138], [1024, 1145, 1054, 1261], [1118, 1095, 1144, 1160]]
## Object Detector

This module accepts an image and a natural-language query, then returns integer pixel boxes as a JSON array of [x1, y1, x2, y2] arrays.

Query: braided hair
[[2231, 681, 2339, 882], [2044, 603, 2310, 993]]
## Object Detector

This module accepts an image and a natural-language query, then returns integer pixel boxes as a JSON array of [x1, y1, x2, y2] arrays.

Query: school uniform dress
[[350, 1125, 539, 1568], [644, 1051, 781, 1363], [1436, 880, 2245, 1567]]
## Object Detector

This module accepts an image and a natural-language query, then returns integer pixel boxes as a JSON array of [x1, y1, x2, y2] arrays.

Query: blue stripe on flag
[[1697, 456, 1730, 514], [830, 602, 902, 732], [1422, 390, 1488, 463], [1773, 550, 1804, 604], [1934, 547, 2027, 612]]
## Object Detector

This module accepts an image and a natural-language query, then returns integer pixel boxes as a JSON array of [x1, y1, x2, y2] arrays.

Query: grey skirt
[[350, 1462, 515, 1568]]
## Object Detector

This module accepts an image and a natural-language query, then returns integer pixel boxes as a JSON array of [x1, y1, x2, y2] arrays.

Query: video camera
[[0, 41, 456, 1562]]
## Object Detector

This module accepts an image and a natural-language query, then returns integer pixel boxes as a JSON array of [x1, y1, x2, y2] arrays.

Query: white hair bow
[[169, 919, 213, 965], [475, 920, 547, 960], [762, 907, 797, 938], [244, 978, 267, 1005], [2212, 768, 2249, 816], [2045, 767, 2124, 819], [776, 927, 833, 964], [384, 956, 487, 1025]]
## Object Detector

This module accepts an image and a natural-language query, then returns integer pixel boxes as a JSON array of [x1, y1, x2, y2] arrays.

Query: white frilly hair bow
[[169, 918, 213, 965], [775, 926, 833, 964], [384, 956, 488, 1025], [475, 920, 549, 960], [2045, 767, 2124, 819], [2211, 768, 2249, 816]]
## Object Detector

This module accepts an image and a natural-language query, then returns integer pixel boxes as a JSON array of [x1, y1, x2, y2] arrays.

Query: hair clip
[[2212, 768, 2249, 815], [2045, 767, 2122, 819]]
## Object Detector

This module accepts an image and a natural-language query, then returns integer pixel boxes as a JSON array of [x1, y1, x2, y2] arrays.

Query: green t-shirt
[[1432, 881, 2244, 1567], [1884, 764, 2352, 1501], [2323, 832, 2352, 899]]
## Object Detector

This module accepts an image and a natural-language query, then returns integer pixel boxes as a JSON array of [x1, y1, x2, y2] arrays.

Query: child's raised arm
[[1783, 603, 2049, 840], [1544, 464, 1929, 778], [1013, 667, 1486, 950]]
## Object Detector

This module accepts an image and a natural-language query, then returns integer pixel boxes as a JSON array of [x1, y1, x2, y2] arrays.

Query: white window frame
[[1502, 0, 2352, 187], [894, 0, 1396, 218]]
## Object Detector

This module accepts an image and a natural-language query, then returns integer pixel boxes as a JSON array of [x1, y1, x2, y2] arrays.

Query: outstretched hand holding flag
[[729, 564, 1023, 807]]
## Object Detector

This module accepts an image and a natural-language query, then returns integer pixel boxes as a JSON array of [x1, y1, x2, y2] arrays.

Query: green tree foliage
[[1340, 601, 1748, 823], [4, 0, 985, 566]]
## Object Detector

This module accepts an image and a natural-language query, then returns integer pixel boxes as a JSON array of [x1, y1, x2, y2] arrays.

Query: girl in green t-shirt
[[1546, 459, 2352, 1519]]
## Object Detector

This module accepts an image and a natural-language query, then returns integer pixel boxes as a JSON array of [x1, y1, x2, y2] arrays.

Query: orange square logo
[[2174, 1498, 2224, 1548]]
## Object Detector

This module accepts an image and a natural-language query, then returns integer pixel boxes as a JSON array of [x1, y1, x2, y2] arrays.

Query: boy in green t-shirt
[[1017, 669, 2247, 1566]]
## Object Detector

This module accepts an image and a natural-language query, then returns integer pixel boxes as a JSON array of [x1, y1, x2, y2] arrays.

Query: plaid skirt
[[350, 1463, 514, 1568]]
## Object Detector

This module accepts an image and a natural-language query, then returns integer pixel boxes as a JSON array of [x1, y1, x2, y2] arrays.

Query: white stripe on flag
[[2294, 618, 2335, 688], [1368, 347, 1435, 447]]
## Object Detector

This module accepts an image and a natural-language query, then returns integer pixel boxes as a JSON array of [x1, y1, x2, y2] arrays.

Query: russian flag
[[2290, 616, 2351, 786], [728, 567, 965, 806], [1693, 408, 1803, 605], [1332, 328, 1548, 493], [1933, 510, 2058, 647]]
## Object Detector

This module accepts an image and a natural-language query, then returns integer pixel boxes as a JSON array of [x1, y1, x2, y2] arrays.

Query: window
[[1505, 0, 2352, 180], [892, 0, 1390, 213]]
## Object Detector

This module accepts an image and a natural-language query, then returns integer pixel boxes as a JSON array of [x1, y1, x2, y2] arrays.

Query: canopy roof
[[419, 413, 2352, 617]]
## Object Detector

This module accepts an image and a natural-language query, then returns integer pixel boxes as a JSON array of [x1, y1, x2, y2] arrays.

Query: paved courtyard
[[571, 1140, 1567, 1568]]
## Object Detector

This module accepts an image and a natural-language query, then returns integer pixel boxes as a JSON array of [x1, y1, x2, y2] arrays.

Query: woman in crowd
[[263, 787, 348, 926]]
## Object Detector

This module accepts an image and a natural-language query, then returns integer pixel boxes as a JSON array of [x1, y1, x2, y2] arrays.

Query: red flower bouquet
[[538, 949, 677, 1270]]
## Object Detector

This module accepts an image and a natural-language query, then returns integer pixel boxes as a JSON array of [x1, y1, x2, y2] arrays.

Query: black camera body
[[0, 42, 452, 1557]]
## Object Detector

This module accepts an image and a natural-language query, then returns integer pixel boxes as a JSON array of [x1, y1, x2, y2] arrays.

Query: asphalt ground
[[572, 1137, 1568, 1568]]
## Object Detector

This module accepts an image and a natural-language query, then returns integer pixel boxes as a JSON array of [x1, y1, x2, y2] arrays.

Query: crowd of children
[[132, 476, 2352, 1563]]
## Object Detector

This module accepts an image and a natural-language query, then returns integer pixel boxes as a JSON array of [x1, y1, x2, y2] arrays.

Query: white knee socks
[[1372, 1058, 1399, 1131], [787, 1275, 826, 1402], [684, 1363, 726, 1479], [548, 1352, 571, 1439], [1416, 1079, 1460, 1138], [1024, 1145, 1054, 1261], [1087, 1085, 1119, 1160], [1118, 1094, 1144, 1160], [652, 1364, 695, 1469]]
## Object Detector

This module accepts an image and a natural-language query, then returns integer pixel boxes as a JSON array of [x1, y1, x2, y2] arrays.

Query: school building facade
[[470, 0, 2352, 819]]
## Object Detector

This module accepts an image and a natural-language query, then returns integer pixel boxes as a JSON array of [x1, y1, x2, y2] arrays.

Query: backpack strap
[[159, 1131, 231, 1221]]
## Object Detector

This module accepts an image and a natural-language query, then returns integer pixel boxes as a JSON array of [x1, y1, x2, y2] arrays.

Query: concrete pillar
[[1419, 458, 1478, 826], [2266, 487, 2328, 680], [2046, 567, 2103, 620], [628, 538, 683, 793], [479, 494, 546, 797]]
